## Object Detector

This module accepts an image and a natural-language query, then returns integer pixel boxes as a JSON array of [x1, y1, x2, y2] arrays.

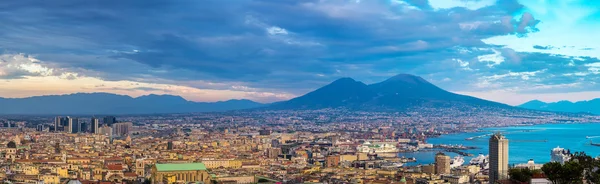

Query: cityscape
[[1, 0, 600, 184]]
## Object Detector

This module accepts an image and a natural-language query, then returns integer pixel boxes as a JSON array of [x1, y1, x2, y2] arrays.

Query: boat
[[381, 162, 404, 169], [469, 154, 488, 165], [551, 146, 572, 164], [450, 156, 464, 168]]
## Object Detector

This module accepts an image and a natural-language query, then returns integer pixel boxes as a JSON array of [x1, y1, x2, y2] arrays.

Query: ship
[[356, 141, 399, 153], [381, 162, 404, 170], [551, 146, 571, 164], [450, 156, 464, 168], [469, 153, 489, 169]]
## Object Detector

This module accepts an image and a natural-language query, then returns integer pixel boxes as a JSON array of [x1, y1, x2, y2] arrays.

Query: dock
[[445, 148, 474, 157]]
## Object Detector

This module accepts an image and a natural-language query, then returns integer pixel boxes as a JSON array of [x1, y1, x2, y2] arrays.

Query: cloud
[[0, 53, 55, 79], [533, 45, 554, 50], [0, 0, 597, 105]]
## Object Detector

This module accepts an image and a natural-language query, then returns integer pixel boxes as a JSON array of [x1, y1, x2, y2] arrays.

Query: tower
[[54, 116, 62, 132], [67, 117, 79, 133], [435, 152, 450, 175], [91, 117, 100, 134], [489, 133, 509, 183]]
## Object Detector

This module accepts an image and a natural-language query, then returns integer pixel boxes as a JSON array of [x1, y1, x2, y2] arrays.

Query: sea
[[398, 123, 600, 166]]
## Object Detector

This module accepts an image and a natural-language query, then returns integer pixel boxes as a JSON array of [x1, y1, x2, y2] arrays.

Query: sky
[[0, 0, 599, 105]]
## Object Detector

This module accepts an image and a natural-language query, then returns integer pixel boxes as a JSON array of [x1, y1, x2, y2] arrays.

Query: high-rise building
[[103, 116, 117, 126], [36, 124, 45, 132], [54, 116, 62, 132], [91, 117, 100, 134], [435, 152, 450, 175], [68, 117, 80, 133], [489, 133, 509, 183], [80, 121, 88, 133], [112, 122, 133, 137]]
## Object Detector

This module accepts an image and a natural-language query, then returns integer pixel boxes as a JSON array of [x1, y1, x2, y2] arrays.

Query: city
[[0, 109, 599, 183], [1, 0, 600, 184]]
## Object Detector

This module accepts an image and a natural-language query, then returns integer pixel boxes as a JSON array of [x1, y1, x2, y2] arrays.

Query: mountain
[[519, 99, 600, 114], [268, 74, 511, 111], [0, 93, 265, 115]]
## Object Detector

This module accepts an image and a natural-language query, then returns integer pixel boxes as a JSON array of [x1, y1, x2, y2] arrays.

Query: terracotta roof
[[106, 164, 123, 171], [123, 172, 138, 177]]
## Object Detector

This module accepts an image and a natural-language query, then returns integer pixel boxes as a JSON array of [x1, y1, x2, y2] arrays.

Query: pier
[[445, 148, 474, 157], [591, 141, 600, 147], [465, 133, 492, 141]]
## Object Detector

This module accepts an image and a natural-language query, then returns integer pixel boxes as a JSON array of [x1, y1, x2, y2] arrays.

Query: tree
[[571, 152, 600, 183], [542, 162, 564, 184], [509, 168, 533, 183], [542, 160, 585, 184], [562, 161, 584, 183]]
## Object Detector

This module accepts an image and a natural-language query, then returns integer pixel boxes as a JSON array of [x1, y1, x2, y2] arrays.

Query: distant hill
[[268, 74, 512, 111], [0, 93, 265, 114], [519, 99, 600, 114]]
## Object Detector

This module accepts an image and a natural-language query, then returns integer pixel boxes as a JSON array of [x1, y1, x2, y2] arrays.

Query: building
[[326, 155, 340, 167], [54, 116, 62, 132], [80, 121, 88, 133], [435, 152, 450, 175], [551, 146, 571, 164], [91, 117, 100, 134], [36, 124, 45, 131], [99, 125, 113, 138], [104, 116, 117, 126], [514, 159, 543, 170], [112, 122, 133, 137], [489, 133, 509, 183], [421, 164, 435, 175], [68, 117, 79, 133], [151, 163, 210, 184]]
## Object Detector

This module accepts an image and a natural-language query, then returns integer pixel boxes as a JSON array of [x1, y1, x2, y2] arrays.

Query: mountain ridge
[[519, 98, 600, 114], [0, 93, 265, 115]]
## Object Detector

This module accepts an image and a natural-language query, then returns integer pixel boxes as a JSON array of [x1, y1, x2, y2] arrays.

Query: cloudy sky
[[0, 0, 598, 105]]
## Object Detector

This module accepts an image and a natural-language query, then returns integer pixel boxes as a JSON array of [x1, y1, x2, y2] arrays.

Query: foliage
[[541, 152, 600, 184], [509, 168, 534, 182], [542, 162, 563, 184]]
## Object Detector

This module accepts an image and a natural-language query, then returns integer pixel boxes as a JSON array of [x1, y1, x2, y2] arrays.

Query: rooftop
[[155, 163, 207, 171]]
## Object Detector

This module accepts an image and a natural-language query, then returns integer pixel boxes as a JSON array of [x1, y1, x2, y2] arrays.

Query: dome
[[7, 141, 16, 148], [67, 180, 82, 184]]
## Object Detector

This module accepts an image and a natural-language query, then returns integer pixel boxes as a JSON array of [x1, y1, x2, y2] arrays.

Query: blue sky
[[0, 0, 598, 105]]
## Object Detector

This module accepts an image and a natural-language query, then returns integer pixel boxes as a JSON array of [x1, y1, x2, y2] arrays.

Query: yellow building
[[56, 167, 69, 178], [202, 160, 242, 169], [40, 174, 60, 184], [151, 163, 210, 184], [340, 154, 358, 162], [23, 166, 39, 175], [66, 158, 91, 165]]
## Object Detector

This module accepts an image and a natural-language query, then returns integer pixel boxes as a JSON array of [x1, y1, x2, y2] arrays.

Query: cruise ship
[[551, 146, 571, 164], [450, 156, 464, 168], [356, 141, 399, 153], [469, 153, 489, 169]]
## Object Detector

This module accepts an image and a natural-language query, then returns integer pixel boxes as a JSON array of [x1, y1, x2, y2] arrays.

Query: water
[[399, 123, 600, 166]]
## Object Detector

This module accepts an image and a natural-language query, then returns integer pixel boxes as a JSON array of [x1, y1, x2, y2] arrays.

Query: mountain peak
[[384, 74, 428, 84], [331, 77, 357, 84]]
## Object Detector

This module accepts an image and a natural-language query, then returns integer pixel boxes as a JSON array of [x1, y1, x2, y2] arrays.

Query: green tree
[[571, 152, 600, 183], [562, 161, 584, 183], [509, 168, 533, 183], [542, 160, 585, 184], [542, 162, 564, 184]]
